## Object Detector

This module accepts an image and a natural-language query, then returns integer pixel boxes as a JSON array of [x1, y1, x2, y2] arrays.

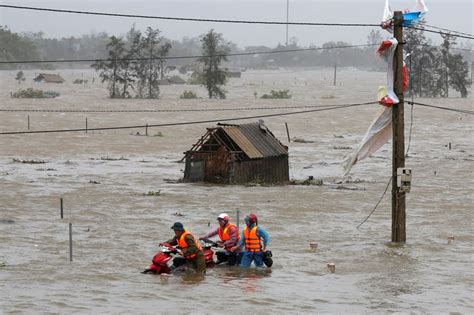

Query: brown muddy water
[[0, 69, 472, 314]]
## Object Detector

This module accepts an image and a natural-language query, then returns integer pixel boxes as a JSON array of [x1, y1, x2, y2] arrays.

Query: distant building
[[33, 73, 65, 83], [225, 68, 242, 78], [183, 121, 289, 184]]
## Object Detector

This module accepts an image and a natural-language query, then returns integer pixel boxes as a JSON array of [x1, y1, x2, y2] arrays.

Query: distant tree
[[448, 53, 470, 97], [91, 36, 130, 98], [131, 27, 171, 99], [15, 71, 26, 84], [405, 22, 470, 98], [199, 29, 230, 99], [0, 26, 40, 70], [367, 29, 383, 46]]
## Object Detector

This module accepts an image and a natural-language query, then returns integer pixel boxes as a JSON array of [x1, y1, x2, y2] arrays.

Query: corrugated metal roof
[[34, 73, 65, 83], [222, 122, 287, 159]]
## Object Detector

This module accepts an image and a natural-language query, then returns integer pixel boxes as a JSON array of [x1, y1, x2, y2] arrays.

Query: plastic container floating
[[448, 235, 455, 245], [327, 263, 336, 273], [310, 242, 318, 250]]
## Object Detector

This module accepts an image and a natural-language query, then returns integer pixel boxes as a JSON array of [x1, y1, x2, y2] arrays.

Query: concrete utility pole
[[286, 0, 289, 46], [392, 11, 406, 243]]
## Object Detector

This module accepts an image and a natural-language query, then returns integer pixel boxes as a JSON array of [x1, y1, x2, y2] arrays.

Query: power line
[[408, 101, 474, 115], [423, 23, 473, 38], [0, 44, 377, 65], [1, 42, 470, 65], [0, 5, 379, 27], [0, 104, 359, 113], [0, 102, 375, 135], [356, 177, 392, 229], [406, 26, 474, 40]]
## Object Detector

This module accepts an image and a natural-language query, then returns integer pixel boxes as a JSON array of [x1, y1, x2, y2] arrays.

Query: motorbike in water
[[141, 239, 218, 274]]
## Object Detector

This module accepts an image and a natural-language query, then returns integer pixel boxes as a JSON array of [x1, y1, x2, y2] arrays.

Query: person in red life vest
[[231, 213, 270, 268], [200, 213, 241, 266], [162, 222, 206, 274]]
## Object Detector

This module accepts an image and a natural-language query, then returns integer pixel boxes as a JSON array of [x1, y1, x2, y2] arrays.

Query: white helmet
[[217, 213, 230, 222]]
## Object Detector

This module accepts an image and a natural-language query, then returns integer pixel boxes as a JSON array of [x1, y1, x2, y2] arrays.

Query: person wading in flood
[[200, 213, 241, 265], [232, 214, 270, 268], [162, 222, 206, 274]]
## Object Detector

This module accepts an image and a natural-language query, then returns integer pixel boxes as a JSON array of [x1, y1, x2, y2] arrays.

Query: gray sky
[[1, 0, 472, 47]]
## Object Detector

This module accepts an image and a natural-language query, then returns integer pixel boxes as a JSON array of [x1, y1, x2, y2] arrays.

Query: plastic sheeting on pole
[[343, 107, 392, 176]]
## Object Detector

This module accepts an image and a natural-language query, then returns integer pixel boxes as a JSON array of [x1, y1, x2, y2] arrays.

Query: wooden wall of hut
[[230, 156, 289, 184]]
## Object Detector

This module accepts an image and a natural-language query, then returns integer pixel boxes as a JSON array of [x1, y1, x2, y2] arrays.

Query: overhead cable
[[0, 104, 361, 113], [0, 5, 379, 27], [423, 24, 474, 38], [408, 101, 474, 115], [406, 26, 474, 40], [0, 102, 375, 135], [0, 44, 377, 65]]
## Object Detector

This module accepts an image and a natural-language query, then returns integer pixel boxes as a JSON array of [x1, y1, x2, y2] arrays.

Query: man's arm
[[257, 227, 270, 251], [165, 236, 178, 246], [223, 225, 239, 247], [201, 227, 219, 240], [183, 234, 200, 257]]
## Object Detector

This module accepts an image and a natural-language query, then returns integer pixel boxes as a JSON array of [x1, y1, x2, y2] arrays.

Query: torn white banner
[[343, 107, 392, 176]]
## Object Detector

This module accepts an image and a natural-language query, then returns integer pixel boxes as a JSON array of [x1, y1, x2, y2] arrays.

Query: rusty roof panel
[[223, 122, 287, 159], [239, 124, 287, 157], [224, 127, 263, 159]]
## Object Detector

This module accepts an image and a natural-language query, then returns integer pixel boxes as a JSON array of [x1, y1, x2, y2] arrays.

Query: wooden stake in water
[[27, 115, 30, 130], [146, 123, 148, 136], [236, 209, 240, 230], [327, 263, 336, 273], [60, 198, 64, 219], [285, 123, 291, 143], [448, 235, 455, 245], [69, 223, 73, 261], [85, 118, 88, 133]]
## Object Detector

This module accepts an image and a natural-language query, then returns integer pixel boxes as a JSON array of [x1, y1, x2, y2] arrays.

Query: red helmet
[[247, 213, 258, 225]]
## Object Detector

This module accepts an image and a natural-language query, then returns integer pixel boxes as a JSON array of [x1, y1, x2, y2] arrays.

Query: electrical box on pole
[[397, 168, 412, 193]]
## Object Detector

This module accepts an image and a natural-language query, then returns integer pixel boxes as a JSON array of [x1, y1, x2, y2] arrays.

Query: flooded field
[[0, 68, 472, 313]]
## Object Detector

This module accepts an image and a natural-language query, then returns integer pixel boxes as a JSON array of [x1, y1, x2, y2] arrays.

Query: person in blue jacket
[[232, 213, 270, 268]]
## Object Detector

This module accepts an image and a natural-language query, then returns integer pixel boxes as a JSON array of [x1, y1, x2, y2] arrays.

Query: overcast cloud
[[1, 0, 472, 47]]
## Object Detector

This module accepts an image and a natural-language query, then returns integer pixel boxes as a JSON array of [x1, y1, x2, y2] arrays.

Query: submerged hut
[[33, 73, 65, 83], [183, 121, 289, 184]]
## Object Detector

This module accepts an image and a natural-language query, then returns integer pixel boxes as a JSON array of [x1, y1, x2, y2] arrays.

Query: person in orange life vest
[[200, 213, 241, 266], [163, 222, 206, 273], [232, 213, 270, 268]]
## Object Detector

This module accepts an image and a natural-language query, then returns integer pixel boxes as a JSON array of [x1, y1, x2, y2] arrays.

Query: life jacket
[[178, 231, 202, 259], [244, 226, 262, 252], [218, 223, 240, 249]]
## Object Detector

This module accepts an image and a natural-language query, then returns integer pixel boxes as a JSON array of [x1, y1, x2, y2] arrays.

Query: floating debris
[[293, 137, 315, 143], [333, 145, 352, 150], [290, 176, 323, 186], [89, 180, 101, 184], [0, 219, 15, 224], [144, 190, 161, 196], [13, 158, 46, 164], [172, 212, 185, 217], [90, 156, 129, 161]]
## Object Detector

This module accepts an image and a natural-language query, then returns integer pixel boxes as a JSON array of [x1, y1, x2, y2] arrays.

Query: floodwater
[[0, 68, 472, 314]]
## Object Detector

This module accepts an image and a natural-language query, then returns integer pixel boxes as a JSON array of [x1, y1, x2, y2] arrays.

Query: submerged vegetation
[[11, 88, 59, 99], [260, 89, 292, 99], [179, 90, 198, 99]]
